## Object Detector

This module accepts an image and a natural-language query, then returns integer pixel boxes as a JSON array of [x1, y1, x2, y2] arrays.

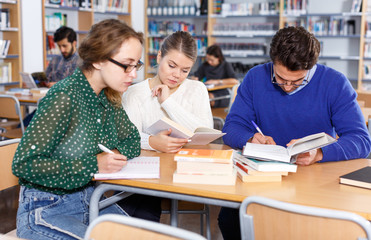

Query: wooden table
[[90, 144, 371, 224], [207, 84, 236, 92], [0, 92, 44, 107]]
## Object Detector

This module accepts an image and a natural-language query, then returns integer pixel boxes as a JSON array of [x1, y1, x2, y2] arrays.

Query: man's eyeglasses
[[271, 65, 309, 87], [108, 58, 144, 73]]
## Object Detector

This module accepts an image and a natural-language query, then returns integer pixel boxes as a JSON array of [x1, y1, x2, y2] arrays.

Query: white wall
[[21, 0, 44, 73], [131, 0, 145, 81]]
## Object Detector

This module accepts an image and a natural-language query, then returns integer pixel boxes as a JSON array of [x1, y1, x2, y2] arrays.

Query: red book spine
[[236, 161, 249, 174]]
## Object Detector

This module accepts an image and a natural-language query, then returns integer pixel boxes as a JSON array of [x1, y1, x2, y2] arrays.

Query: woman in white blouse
[[120, 31, 213, 223], [122, 31, 213, 153]]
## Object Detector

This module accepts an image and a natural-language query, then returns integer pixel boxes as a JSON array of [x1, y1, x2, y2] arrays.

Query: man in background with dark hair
[[45, 26, 78, 87], [218, 26, 371, 240]]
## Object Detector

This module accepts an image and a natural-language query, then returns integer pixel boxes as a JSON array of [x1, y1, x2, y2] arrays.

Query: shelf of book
[[0, 0, 21, 86], [42, 0, 131, 69]]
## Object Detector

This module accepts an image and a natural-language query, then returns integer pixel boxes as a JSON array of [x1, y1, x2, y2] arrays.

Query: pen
[[98, 144, 114, 154], [251, 120, 265, 138]]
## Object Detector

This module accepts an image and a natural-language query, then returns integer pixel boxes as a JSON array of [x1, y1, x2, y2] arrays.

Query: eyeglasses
[[271, 65, 309, 87], [108, 58, 144, 73]]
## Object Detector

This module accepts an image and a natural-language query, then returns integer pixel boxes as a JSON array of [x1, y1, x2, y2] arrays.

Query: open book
[[242, 132, 336, 163], [146, 117, 225, 145]]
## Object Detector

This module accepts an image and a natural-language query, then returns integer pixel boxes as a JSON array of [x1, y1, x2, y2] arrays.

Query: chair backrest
[[84, 214, 207, 240], [0, 95, 25, 134], [0, 139, 20, 190], [227, 83, 240, 113], [240, 196, 371, 240]]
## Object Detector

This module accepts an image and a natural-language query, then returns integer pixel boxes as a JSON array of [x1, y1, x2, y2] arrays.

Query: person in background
[[45, 26, 79, 87], [193, 44, 239, 107], [21, 26, 79, 127], [218, 26, 371, 240], [12, 19, 143, 240], [120, 31, 213, 222]]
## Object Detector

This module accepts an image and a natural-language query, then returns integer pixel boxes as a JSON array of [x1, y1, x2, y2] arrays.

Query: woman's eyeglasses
[[108, 58, 144, 73], [271, 65, 309, 87]]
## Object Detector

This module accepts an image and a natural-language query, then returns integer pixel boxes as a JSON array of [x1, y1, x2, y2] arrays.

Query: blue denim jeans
[[16, 186, 128, 240]]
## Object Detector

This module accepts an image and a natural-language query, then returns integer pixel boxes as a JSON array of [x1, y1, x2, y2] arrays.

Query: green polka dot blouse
[[12, 68, 141, 195]]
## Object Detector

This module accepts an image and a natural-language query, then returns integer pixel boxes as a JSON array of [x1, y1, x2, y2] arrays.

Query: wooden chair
[[239, 196, 371, 240], [211, 83, 240, 120], [0, 139, 20, 235], [84, 214, 207, 240], [0, 95, 25, 137]]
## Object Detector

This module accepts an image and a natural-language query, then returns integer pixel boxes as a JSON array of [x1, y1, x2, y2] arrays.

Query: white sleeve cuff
[[140, 132, 155, 151]]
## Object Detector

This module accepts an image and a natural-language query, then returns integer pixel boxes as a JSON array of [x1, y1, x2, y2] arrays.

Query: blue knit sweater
[[223, 62, 371, 162]]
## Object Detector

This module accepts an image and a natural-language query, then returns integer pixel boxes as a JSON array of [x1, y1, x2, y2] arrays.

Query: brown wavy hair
[[78, 19, 144, 107], [270, 26, 320, 71]]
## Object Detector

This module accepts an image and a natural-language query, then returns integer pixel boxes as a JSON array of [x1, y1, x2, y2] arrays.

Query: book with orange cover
[[177, 160, 233, 174], [174, 149, 234, 164]]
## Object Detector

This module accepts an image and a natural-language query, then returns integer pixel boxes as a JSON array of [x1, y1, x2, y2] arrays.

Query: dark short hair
[[160, 31, 197, 63], [206, 44, 225, 63], [269, 26, 320, 71], [54, 26, 77, 43]]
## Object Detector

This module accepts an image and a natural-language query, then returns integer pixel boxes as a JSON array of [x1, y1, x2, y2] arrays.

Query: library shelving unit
[[144, 0, 371, 90], [144, 1, 209, 78], [42, 0, 131, 69], [0, 0, 22, 89]]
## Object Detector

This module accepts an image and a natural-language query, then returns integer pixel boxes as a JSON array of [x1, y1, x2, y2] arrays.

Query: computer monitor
[[20, 72, 38, 89]]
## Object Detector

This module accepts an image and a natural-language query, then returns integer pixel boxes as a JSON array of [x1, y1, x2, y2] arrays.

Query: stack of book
[[173, 149, 236, 185], [233, 151, 297, 183]]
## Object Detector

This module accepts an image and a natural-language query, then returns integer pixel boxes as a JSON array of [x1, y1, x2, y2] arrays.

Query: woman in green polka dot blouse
[[12, 19, 143, 240]]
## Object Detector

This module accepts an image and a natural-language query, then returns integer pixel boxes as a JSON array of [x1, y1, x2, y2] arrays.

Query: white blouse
[[122, 78, 213, 150]]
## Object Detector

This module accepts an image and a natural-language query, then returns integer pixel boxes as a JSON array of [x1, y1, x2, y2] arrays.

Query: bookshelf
[[143, 0, 371, 90], [42, 0, 131, 69], [0, 0, 21, 88], [144, 0, 209, 78]]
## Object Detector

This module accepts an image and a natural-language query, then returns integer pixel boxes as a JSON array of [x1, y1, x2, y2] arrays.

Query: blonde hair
[[78, 19, 144, 107]]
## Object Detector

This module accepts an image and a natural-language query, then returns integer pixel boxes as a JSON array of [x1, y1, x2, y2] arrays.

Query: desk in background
[[0, 92, 44, 107], [90, 144, 371, 226]]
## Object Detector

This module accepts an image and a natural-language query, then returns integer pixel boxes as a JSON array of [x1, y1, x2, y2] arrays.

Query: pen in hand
[[98, 144, 114, 154], [251, 120, 265, 138]]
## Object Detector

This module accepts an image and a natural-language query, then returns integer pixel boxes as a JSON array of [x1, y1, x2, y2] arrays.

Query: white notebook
[[94, 157, 160, 180]]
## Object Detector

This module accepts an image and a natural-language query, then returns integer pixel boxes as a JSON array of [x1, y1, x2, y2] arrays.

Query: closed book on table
[[235, 166, 282, 183], [234, 151, 297, 172], [177, 161, 233, 174], [174, 149, 234, 164], [340, 166, 371, 189], [234, 160, 288, 176], [173, 170, 236, 185]]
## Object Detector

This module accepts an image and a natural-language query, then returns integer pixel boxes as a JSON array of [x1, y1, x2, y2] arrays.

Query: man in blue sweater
[[218, 26, 371, 240]]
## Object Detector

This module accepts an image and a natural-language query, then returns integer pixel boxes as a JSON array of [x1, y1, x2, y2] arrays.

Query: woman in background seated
[[12, 19, 143, 240], [122, 31, 213, 154], [120, 31, 213, 223], [193, 44, 239, 107]]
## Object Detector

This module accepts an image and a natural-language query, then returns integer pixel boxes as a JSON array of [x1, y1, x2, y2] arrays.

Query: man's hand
[[97, 152, 127, 173], [287, 139, 323, 165], [149, 129, 189, 153], [295, 149, 323, 166], [249, 133, 276, 145]]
